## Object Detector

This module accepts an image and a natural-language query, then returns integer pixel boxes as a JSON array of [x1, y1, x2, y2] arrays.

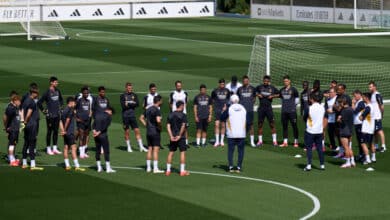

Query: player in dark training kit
[[237, 75, 256, 147], [279, 75, 299, 147], [60, 97, 85, 172], [300, 81, 309, 117], [3, 94, 22, 166], [256, 75, 279, 147], [21, 88, 43, 171], [166, 101, 190, 176], [92, 86, 111, 154], [120, 82, 147, 153], [211, 79, 230, 147], [93, 107, 116, 173], [337, 97, 356, 168], [193, 84, 212, 147], [38, 76, 63, 155], [140, 95, 164, 173], [76, 86, 92, 159]]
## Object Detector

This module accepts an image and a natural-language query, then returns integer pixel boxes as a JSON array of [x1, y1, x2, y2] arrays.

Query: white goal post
[[248, 32, 390, 101]]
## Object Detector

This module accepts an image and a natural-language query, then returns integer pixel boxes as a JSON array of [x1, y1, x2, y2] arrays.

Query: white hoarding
[[0, 6, 40, 23], [251, 4, 290, 20], [42, 4, 131, 21], [132, 2, 214, 19], [292, 6, 334, 23]]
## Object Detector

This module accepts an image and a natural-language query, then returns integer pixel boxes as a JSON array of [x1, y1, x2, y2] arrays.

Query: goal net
[[0, 0, 67, 40], [354, 0, 390, 29], [248, 33, 390, 101]]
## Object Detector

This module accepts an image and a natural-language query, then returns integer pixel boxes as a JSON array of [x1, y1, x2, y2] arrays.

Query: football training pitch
[[0, 17, 390, 219]]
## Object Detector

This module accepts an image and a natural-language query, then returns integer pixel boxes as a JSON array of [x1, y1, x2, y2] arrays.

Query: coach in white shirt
[[303, 93, 326, 171], [221, 95, 246, 173]]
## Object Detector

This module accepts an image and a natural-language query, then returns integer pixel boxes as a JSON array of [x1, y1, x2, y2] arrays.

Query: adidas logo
[[349, 13, 354, 21], [158, 7, 168, 15], [92, 9, 103, 16], [360, 14, 366, 21], [178, 6, 189, 14], [114, 8, 125, 16], [136, 7, 147, 15], [338, 12, 343, 20], [48, 10, 58, 17], [200, 6, 210, 13], [70, 9, 81, 17]]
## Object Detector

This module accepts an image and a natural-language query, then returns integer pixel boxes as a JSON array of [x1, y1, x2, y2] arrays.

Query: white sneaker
[[106, 168, 116, 173], [127, 147, 133, 153], [320, 165, 325, 170], [97, 166, 103, 173], [52, 149, 62, 155], [140, 147, 148, 152], [251, 143, 256, 148], [153, 169, 164, 174], [47, 149, 54, 155], [146, 168, 152, 173]]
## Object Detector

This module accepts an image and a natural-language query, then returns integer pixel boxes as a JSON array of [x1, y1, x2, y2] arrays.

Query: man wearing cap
[[226, 75, 242, 95], [221, 95, 247, 173]]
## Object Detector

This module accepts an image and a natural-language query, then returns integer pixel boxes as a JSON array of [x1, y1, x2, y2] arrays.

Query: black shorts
[[246, 111, 254, 126], [339, 133, 352, 139], [64, 134, 76, 146], [169, 138, 187, 152], [375, 120, 383, 132], [8, 130, 19, 146], [362, 133, 374, 144], [77, 119, 91, 131], [355, 124, 364, 144], [214, 109, 225, 121], [123, 117, 139, 130], [258, 107, 274, 124], [147, 134, 161, 147], [196, 118, 209, 132]]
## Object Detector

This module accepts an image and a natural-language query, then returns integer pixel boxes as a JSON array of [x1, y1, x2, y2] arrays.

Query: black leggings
[[94, 133, 110, 162], [46, 117, 59, 146], [281, 112, 298, 139], [22, 123, 38, 160]]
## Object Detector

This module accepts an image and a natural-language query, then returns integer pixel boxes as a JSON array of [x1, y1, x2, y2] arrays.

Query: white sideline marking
[[11, 164, 320, 219], [72, 29, 252, 47]]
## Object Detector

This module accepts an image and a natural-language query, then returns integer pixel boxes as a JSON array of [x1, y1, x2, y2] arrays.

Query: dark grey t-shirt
[[167, 111, 187, 138], [145, 106, 161, 136], [61, 106, 75, 135], [211, 88, 230, 111], [256, 84, 279, 108], [193, 94, 212, 119], [237, 85, 256, 112], [340, 107, 354, 137], [280, 86, 299, 113]]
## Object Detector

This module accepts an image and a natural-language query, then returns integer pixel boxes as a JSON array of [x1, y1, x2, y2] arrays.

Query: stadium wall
[[251, 3, 390, 25], [0, 0, 215, 22]]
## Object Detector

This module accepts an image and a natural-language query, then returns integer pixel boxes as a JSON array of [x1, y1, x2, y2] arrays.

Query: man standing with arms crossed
[[120, 83, 148, 153], [38, 76, 63, 155], [255, 75, 279, 147]]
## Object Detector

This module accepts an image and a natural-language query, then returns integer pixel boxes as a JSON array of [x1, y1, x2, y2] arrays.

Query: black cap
[[219, 79, 225, 83], [231, 75, 238, 82]]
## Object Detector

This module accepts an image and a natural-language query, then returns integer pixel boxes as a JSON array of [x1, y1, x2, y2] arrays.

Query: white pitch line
[[72, 29, 252, 47], [4, 164, 320, 219]]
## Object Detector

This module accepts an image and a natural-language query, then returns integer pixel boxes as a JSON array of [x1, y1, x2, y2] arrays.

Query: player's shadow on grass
[[116, 146, 128, 151], [212, 164, 230, 172], [294, 163, 307, 170]]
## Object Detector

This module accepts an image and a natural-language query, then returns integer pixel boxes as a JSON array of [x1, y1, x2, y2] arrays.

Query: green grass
[[0, 17, 390, 219]]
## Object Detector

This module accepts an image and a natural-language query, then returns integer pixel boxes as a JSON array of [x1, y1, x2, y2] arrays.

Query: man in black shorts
[[76, 86, 92, 159], [211, 79, 230, 147], [140, 95, 163, 173], [60, 97, 85, 172], [166, 101, 189, 176], [237, 75, 256, 147], [279, 75, 299, 147], [38, 76, 63, 155], [256, 75, 279, 147], [21, 88, 43, 171], [194, 84, 212, 147], [120, 82, 148, 153], [3, 94, 22, 166]]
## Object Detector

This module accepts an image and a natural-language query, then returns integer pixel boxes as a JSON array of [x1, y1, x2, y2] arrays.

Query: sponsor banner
[[335, 8, 390, 26], [251, 4, 290, 20], [292, 6, 333, 23], [0, 6, 40, 23], [132, 2, 214, 19], [42, 4, 130, 21]]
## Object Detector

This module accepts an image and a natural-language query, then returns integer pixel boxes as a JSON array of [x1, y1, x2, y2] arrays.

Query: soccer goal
[[354, 0, 390, 29], [247, 32, 390, 100], [0, 0, 68, 40]]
